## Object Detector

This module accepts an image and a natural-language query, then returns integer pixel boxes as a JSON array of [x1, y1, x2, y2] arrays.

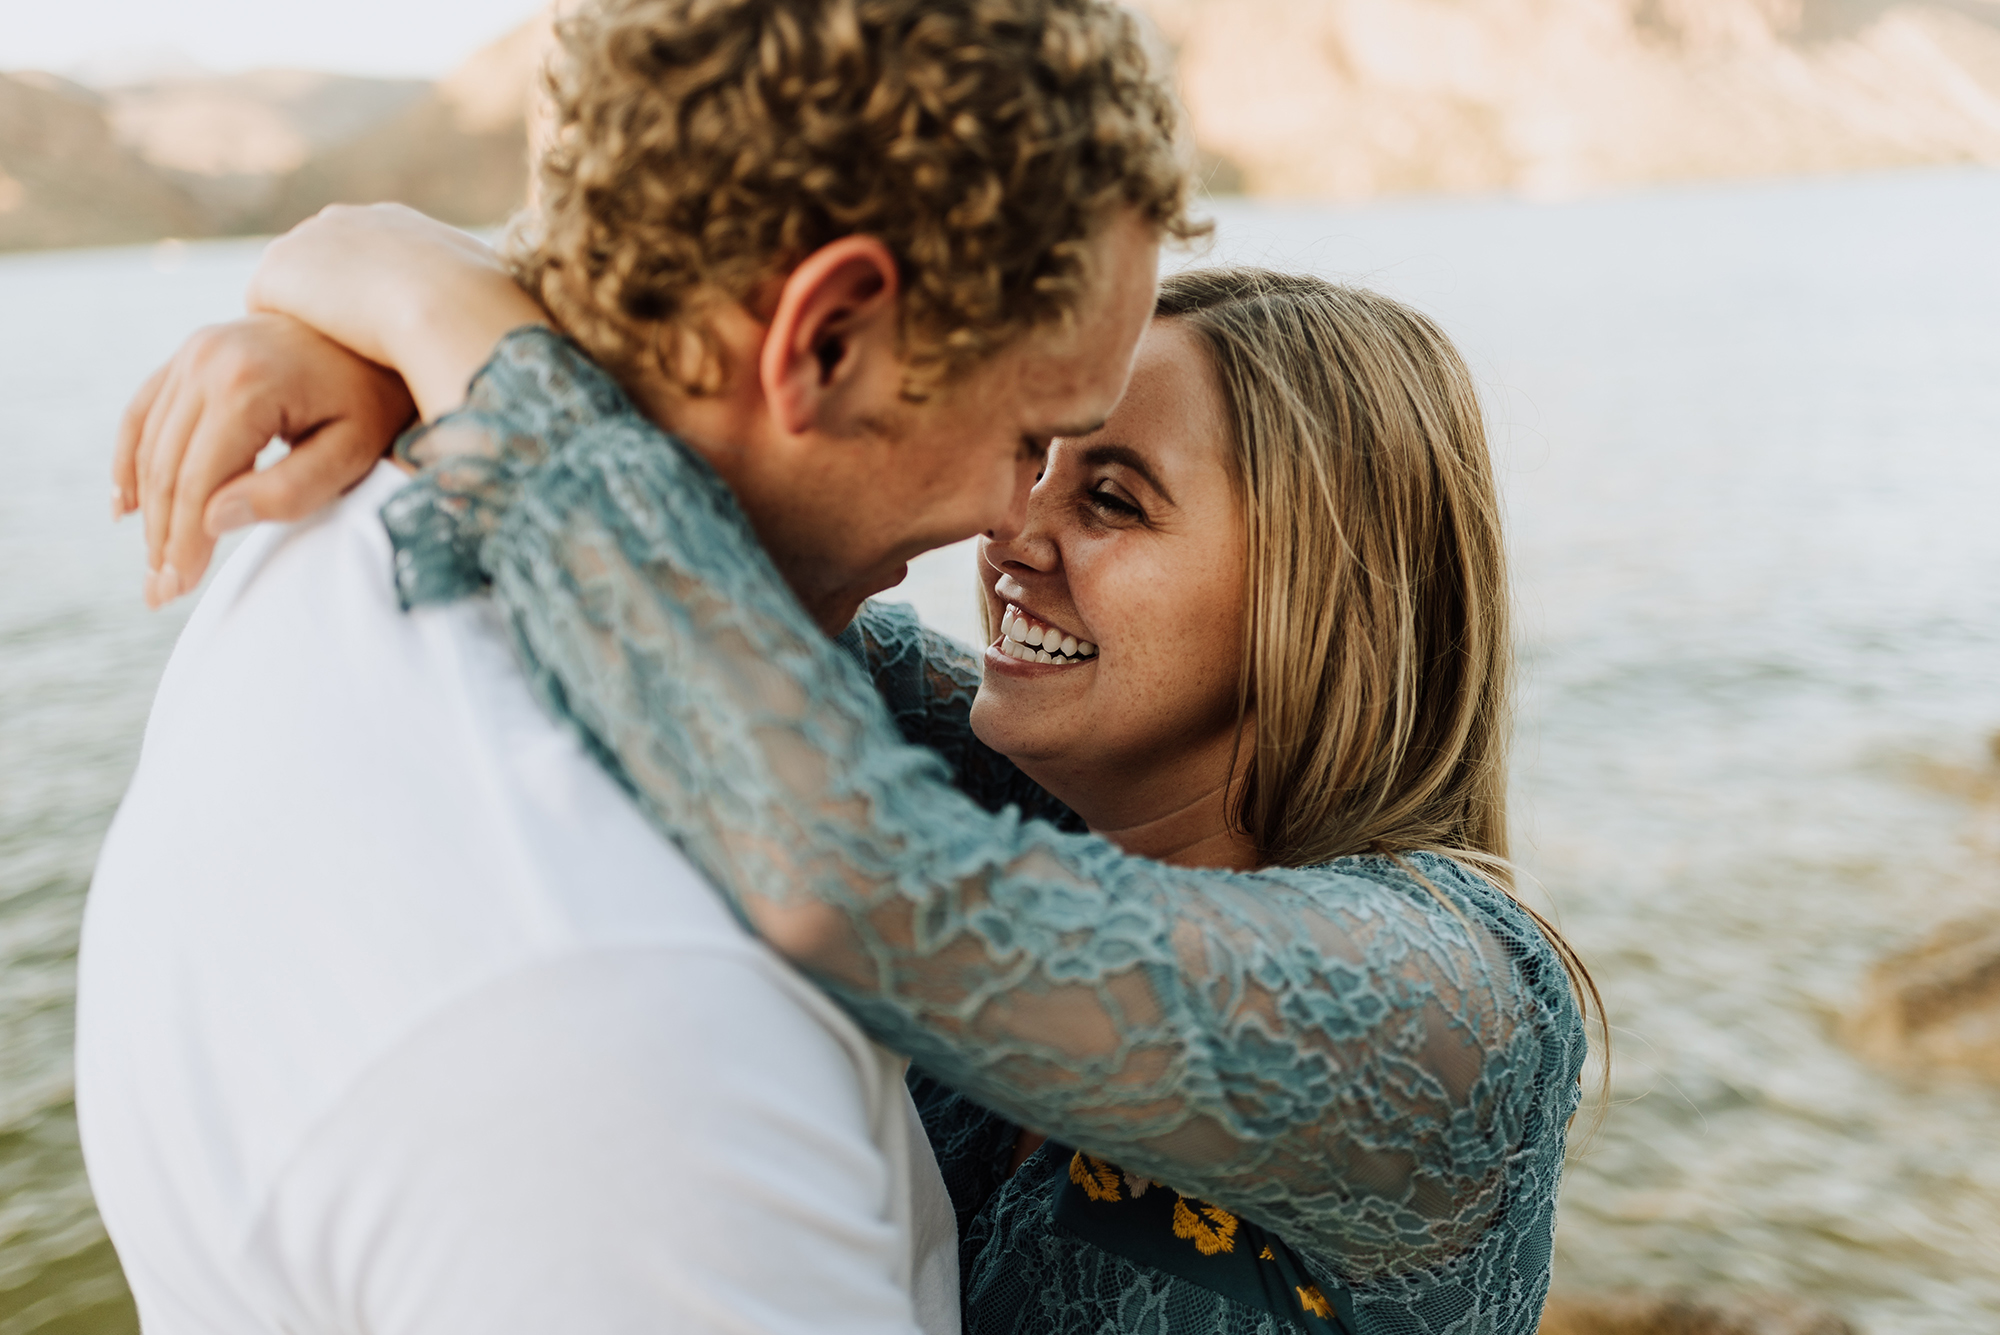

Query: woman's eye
[[1088, 485, 1143, 519]]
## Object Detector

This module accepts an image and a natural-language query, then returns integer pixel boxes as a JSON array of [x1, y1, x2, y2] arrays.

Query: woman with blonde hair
[[830, 266, 1599, 1334], [111, 0, 1596, 1325], [134, 247, 1593, 1332]]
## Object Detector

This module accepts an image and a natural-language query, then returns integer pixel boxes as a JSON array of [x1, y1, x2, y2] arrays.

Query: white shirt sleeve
[[255, 949, 927, 1335]]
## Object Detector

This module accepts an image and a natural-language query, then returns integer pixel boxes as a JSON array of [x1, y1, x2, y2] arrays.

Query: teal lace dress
[[381, 328, 1587, 1335]]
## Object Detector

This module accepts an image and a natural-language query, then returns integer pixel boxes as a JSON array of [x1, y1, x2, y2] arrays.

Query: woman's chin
[[971, 654, 1092, 769]]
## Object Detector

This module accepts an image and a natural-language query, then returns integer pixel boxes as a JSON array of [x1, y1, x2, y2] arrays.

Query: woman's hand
[[117, 204, 551, 607], [114, 314, 416, 608], [246, 203, 549, 421]]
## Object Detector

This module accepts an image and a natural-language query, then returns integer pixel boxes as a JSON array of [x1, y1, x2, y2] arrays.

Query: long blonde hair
[[1158, 267, 1603, 1050]]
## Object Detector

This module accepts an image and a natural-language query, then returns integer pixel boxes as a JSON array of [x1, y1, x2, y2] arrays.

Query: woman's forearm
[[246, 204, 548, 421]]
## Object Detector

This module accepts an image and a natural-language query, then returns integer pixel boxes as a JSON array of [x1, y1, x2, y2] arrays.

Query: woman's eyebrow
[[1079, 443, 1176, 506]]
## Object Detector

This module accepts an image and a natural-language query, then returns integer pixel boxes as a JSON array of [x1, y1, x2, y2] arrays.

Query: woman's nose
[[985, 512, 1060, 576]]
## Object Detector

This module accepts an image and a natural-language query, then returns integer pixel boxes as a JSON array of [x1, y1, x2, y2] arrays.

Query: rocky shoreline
[[1540, 1291, 1859, 1334], [1547, 730, 2000, 1334], [1841, 731, 2000, 1080]]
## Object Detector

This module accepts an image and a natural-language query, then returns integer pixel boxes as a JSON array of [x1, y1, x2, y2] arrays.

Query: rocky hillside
[[0, 17, 546, 252], [103, 70, 429, 226], [251, 22, 550, 232], [1137, 0, 2000, 198], [253, 18, 553, 232], [6, 0, 2000, 251], [0, 73, 209, 251]]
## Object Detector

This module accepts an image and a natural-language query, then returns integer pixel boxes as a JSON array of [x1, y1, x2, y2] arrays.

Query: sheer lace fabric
[[384, 329, 1585, 1333], [833, 609, 1085, 833]]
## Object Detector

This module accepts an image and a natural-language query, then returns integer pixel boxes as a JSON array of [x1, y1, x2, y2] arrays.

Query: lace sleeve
[[836, 601, 1083, 832], [384, 330, 1581, 1302]]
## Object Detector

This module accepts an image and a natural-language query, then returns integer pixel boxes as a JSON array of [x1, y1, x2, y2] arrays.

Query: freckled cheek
[[1133, 583, 1242, 726], [1132, 644, 1231, 723], [1093, 598, 1191, 703]]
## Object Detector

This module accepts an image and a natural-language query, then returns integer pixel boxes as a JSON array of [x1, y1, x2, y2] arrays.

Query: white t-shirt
[[76, 464, 959, 1335]]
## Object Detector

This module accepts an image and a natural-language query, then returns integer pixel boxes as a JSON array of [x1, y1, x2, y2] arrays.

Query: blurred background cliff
[[0, 15, 550, 251], [6, 0, 2000, 249]]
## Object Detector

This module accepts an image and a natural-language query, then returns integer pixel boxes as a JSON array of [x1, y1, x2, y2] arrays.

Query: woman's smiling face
[[971, 317, 1251, 842]]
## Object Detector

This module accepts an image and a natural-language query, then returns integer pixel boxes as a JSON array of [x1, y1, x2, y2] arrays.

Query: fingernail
[[153, 563, 183, 603], [111, 486, 127, 521], [209, 496, 255, 534]]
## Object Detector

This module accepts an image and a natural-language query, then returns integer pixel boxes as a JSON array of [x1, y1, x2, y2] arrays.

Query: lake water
[[3, 167, 1998, 1332]]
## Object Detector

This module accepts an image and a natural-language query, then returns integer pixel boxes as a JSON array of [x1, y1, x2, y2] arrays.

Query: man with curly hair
[[80, 1, 1197, 1333]]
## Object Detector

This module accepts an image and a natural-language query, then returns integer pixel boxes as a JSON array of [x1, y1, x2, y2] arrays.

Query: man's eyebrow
[[1079, 442, 1176, 506]]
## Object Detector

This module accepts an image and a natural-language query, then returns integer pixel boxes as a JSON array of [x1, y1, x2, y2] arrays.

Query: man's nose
[[982, 453, 1038, 542]]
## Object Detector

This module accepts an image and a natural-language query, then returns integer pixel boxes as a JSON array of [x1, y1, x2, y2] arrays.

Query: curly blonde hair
[[509, 0, 1204, 396]]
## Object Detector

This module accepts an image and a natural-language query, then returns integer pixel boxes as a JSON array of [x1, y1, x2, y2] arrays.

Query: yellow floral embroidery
[[1171, 1195, 1239, 1255], [1297, 1284, 1333, 1319], [1068, 1151, 1123, 1203], [1258, 1245, 1275, 1261]]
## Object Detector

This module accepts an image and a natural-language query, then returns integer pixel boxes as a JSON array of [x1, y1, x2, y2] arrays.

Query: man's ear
[[760, 236, 901, 438]]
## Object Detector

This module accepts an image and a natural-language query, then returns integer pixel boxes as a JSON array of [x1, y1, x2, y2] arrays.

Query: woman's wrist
[[246, 203, 550, 422], [383, 281, 548, 423]]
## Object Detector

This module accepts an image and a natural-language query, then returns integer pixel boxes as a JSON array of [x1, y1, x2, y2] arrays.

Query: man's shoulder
[[84, 464, 762, 1121], [177, 462, 418, 658], [128, 464, 444, 771], [96, 460, 748, 968], [78, 465, 833, 1253]]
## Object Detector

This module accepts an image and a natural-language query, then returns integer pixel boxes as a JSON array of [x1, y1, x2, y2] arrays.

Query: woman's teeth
[[997, 605, 1097, 665]]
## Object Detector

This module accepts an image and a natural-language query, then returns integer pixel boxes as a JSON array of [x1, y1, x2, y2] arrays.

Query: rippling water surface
[[3, 169, 1997, 1331]]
